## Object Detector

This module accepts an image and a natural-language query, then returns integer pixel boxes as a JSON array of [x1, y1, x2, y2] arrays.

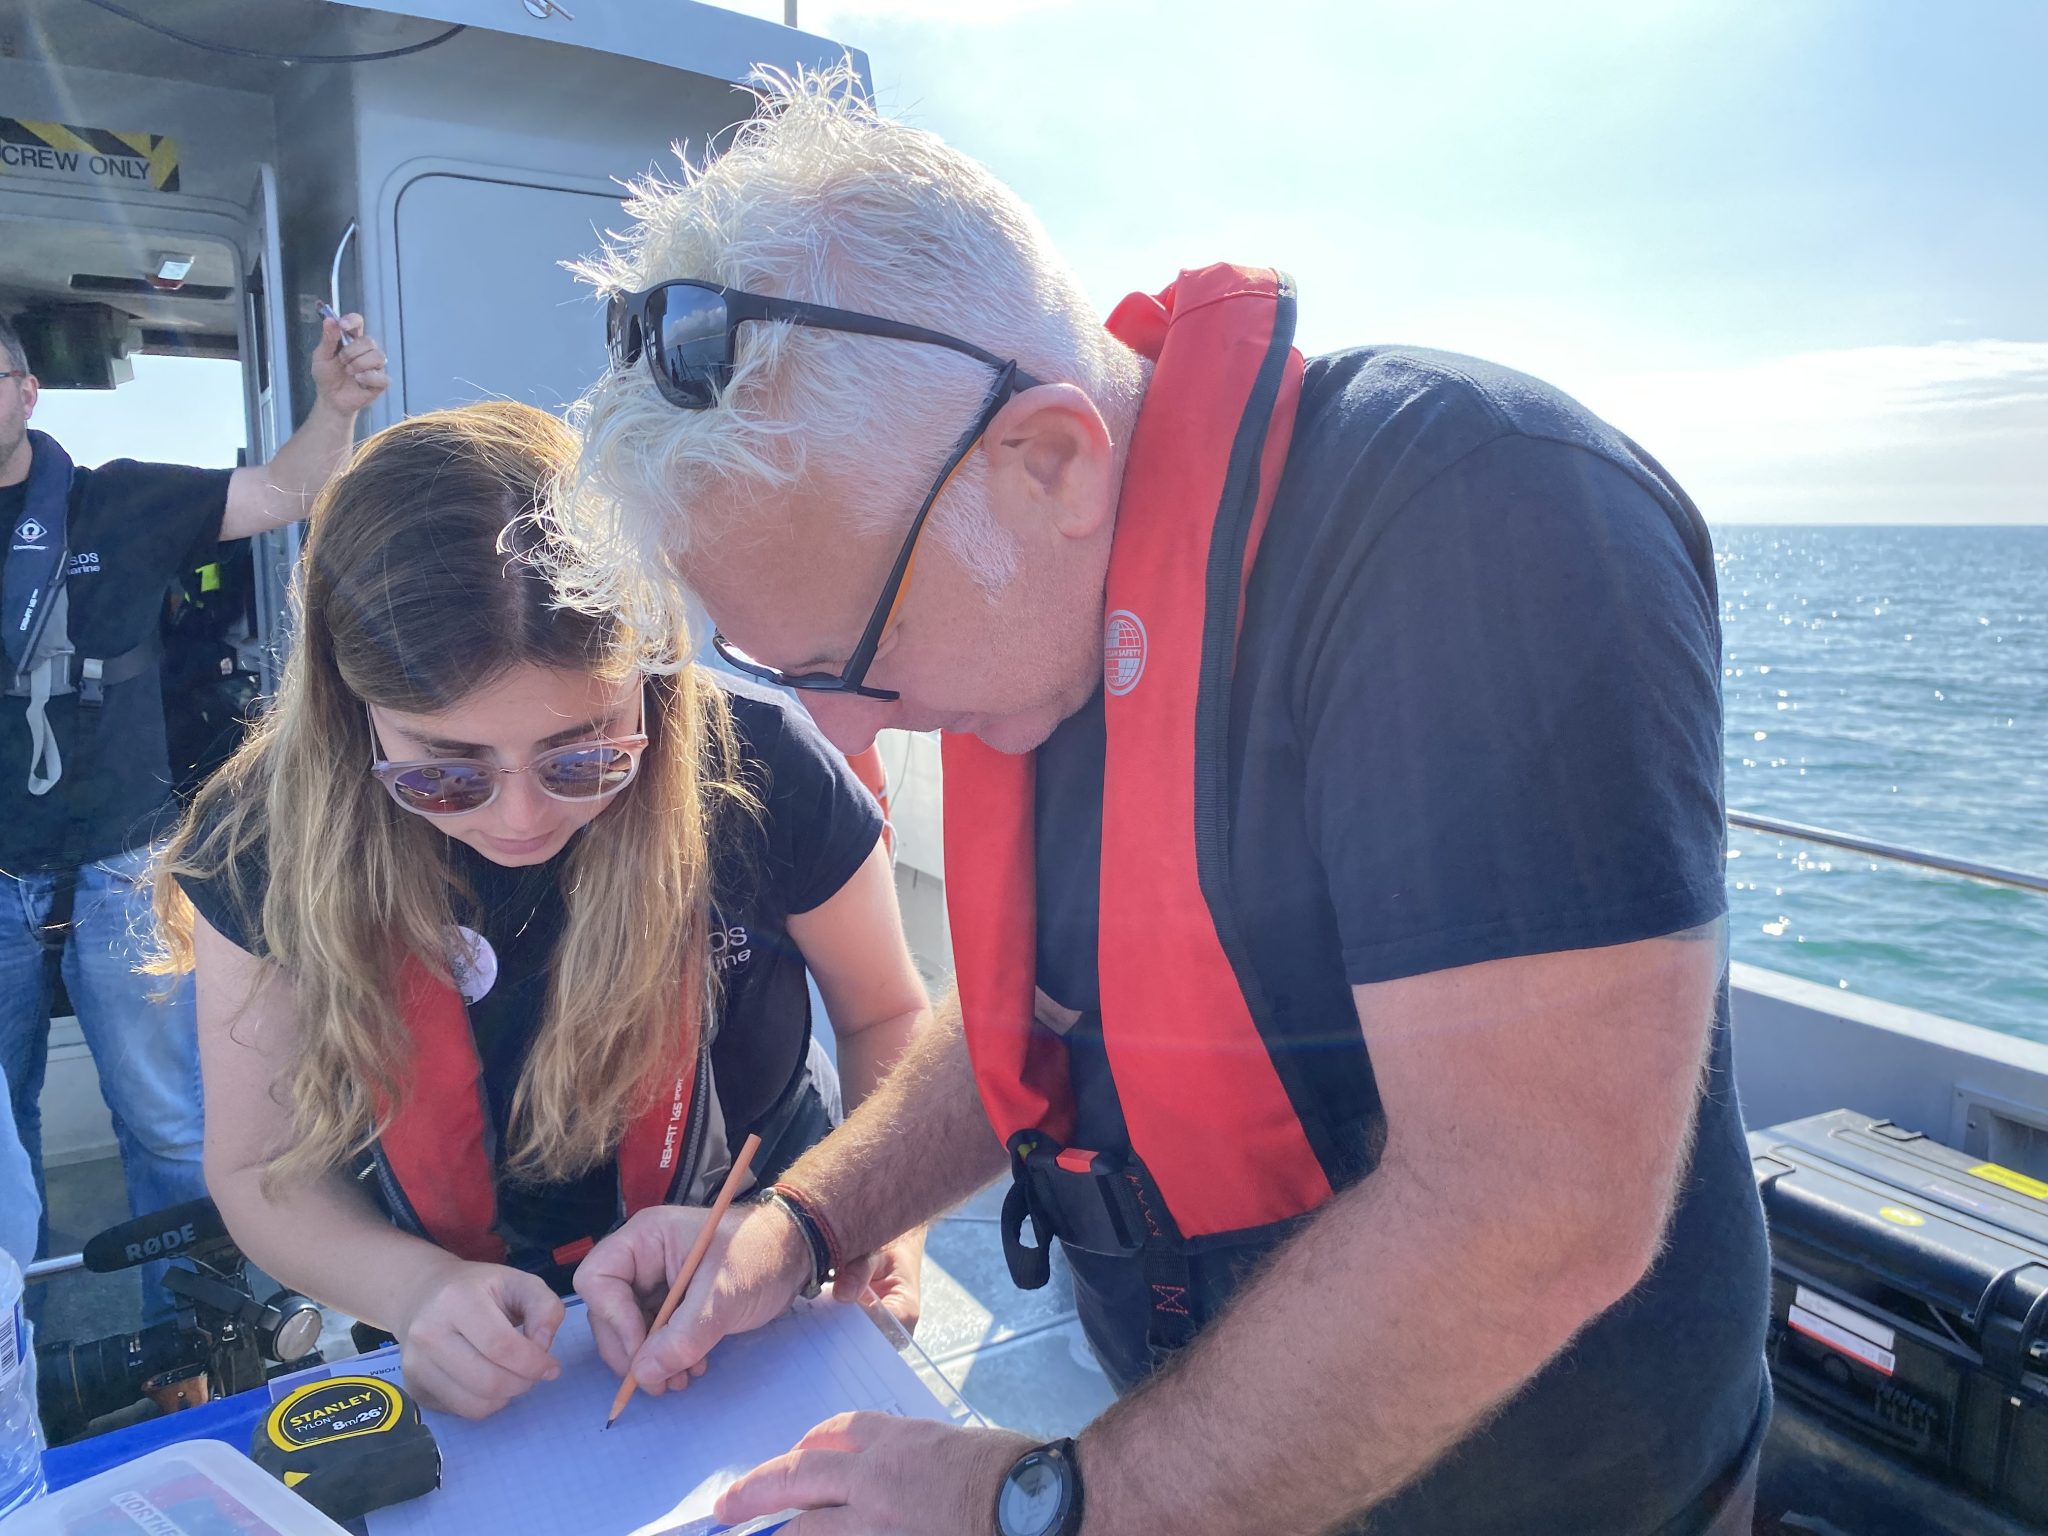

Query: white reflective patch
[[1794, 1285, 1896, 1351], [1788, 1303, 1896, 1376]]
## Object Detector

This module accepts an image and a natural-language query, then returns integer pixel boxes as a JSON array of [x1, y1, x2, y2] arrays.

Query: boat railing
[[1727, 811, 2048, 897]]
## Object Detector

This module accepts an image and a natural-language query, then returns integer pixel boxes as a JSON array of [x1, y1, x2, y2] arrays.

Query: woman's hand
[[574, 1202, 812, 1395], [833, 1225, 927, 1333], [391, 1257, 565, 1419]]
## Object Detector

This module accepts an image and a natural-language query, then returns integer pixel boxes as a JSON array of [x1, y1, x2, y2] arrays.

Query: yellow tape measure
[[252, 1375, 441, 1521]]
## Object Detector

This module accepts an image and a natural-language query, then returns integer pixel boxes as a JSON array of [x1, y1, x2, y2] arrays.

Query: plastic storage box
[[0, 1436, 349, 1535], [1750, 1108, 2048, 1524]]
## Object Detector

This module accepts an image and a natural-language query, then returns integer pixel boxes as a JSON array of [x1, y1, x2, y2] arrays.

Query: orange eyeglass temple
[[875, 424, 984, 643]]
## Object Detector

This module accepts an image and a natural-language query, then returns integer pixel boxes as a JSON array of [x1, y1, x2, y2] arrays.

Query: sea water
[[1716, 525, 2048, 1042]]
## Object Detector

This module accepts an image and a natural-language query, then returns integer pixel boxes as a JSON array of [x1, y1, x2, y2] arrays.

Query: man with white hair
[[566, 72, 1768, 1536]]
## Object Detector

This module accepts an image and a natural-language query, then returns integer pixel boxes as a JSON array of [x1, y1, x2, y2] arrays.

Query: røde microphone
[[82, 1197, 233, 1273]]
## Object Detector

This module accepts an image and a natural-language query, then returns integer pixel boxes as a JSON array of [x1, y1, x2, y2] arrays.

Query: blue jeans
[[0, 844, 204, 1319], [0, 1062, 36, 1269]]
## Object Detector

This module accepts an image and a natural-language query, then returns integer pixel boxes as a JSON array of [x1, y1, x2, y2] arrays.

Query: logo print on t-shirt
[[448, 925, 499, 1004], [1105, 609, 1147, 696], [13, 518, 47, 548], [711, 923, 752, 973]]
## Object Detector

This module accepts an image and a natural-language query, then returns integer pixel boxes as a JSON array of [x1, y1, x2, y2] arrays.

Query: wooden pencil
[[604, 1131, 764, 1428]]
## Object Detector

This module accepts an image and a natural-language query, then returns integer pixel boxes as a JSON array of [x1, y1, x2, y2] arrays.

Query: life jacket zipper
[[621, 1025, 715, 1224], [367, 1143, 434, 1244], [674, 1027, 715, 1203]]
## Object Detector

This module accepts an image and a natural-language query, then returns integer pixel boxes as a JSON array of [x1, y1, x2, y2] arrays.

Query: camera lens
[[36, 1320, 192, 1440]]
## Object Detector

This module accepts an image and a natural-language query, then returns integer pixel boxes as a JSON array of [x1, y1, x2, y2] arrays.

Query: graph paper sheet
[[363, 1298, 951, 1536]]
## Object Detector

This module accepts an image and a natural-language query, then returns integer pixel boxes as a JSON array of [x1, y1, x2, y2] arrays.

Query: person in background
[[152, 403, 927, 1419], [0, 307, 387, 1312], [555, 70, 1766, 1536]]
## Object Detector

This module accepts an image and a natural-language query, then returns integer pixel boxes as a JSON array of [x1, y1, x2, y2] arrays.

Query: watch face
[[997, 1453, 1067, 1536]]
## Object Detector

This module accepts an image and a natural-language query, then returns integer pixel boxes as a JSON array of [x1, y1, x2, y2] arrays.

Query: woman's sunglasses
[[366, 698, 649, 818], [605, 279, 1038, 411]]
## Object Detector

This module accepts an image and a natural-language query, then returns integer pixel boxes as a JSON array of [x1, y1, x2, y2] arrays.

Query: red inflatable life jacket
[[944, 267, 1362, 1323], [373, 952, 697, 1267]]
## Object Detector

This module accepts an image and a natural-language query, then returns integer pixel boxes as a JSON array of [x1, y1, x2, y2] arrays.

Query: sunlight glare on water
[[1716, 526, 2048, 1042]]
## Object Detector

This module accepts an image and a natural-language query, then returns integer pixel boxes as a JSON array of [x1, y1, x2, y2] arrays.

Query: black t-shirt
[[1036, 347, 1768, 1534], [0, 450, 231, 871], [180, 682, 882, 1252]]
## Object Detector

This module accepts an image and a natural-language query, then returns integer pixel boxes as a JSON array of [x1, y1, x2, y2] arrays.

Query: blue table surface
[[44, 1388, 272, 1491], [42, 1368, 787, 1533]]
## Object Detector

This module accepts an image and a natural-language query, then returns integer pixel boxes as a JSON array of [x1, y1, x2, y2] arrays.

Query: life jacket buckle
[[78, 656, 105, 706], [550, 1235, 596, 1268], [999, 1135, 1149, 1291]]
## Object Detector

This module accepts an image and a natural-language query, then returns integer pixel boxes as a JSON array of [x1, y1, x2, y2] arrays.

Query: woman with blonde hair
[[153, 401, 928, 1418]]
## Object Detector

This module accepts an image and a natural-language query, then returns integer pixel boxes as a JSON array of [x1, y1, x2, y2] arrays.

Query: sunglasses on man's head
[[605, 280, 1040, 412], [605, 281, 1044, 699], [366, 701, 648, 818]]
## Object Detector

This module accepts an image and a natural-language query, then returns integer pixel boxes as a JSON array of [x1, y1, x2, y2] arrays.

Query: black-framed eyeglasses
[[606, 279, 1038, 411], [711, 358, 1030, 700]]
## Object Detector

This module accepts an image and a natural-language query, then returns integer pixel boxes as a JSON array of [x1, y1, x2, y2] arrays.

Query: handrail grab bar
[[1727, 811, 2048, 897]]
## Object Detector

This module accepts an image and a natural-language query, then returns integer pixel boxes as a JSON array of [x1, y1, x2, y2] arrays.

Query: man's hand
[[222, 312, 391, 538], [309, 312, 388, 416], [833, 1226, 927, 1333], [715, 1413, 1033, 1535], [573, 1202, 812, 1394], [390, 1257, 564, 1420]]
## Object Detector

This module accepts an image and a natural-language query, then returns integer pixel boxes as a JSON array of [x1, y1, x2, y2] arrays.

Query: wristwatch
[[993, 1438, 1084, 1536]]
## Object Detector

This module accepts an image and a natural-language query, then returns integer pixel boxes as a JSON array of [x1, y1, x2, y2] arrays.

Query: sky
[[34, 0, 2047, 523]]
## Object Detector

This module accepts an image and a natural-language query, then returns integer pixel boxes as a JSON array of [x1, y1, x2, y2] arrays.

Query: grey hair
[[550, 64, 1145, 661], [0, 314, 26, 374]]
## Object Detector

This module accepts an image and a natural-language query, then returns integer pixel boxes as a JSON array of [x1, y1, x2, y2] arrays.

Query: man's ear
[[18, 375, 35, 418], [984, 383, 1115, 541]]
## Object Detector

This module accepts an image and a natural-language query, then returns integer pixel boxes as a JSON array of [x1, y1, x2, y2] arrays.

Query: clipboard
[[43, 1295, 978, 1534], [611, 1297, 982, 1535], [345, 1294, 977, 1535]]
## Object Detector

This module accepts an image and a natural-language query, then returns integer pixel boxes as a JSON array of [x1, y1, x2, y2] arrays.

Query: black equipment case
[[1749, 1109, 2048, 1523]]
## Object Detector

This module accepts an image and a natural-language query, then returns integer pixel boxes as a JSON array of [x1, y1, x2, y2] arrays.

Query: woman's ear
[[984, 383, 1117, 542]]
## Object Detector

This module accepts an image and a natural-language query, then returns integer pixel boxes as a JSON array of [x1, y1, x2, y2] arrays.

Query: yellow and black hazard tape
[[0, 117, 180, 191]]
